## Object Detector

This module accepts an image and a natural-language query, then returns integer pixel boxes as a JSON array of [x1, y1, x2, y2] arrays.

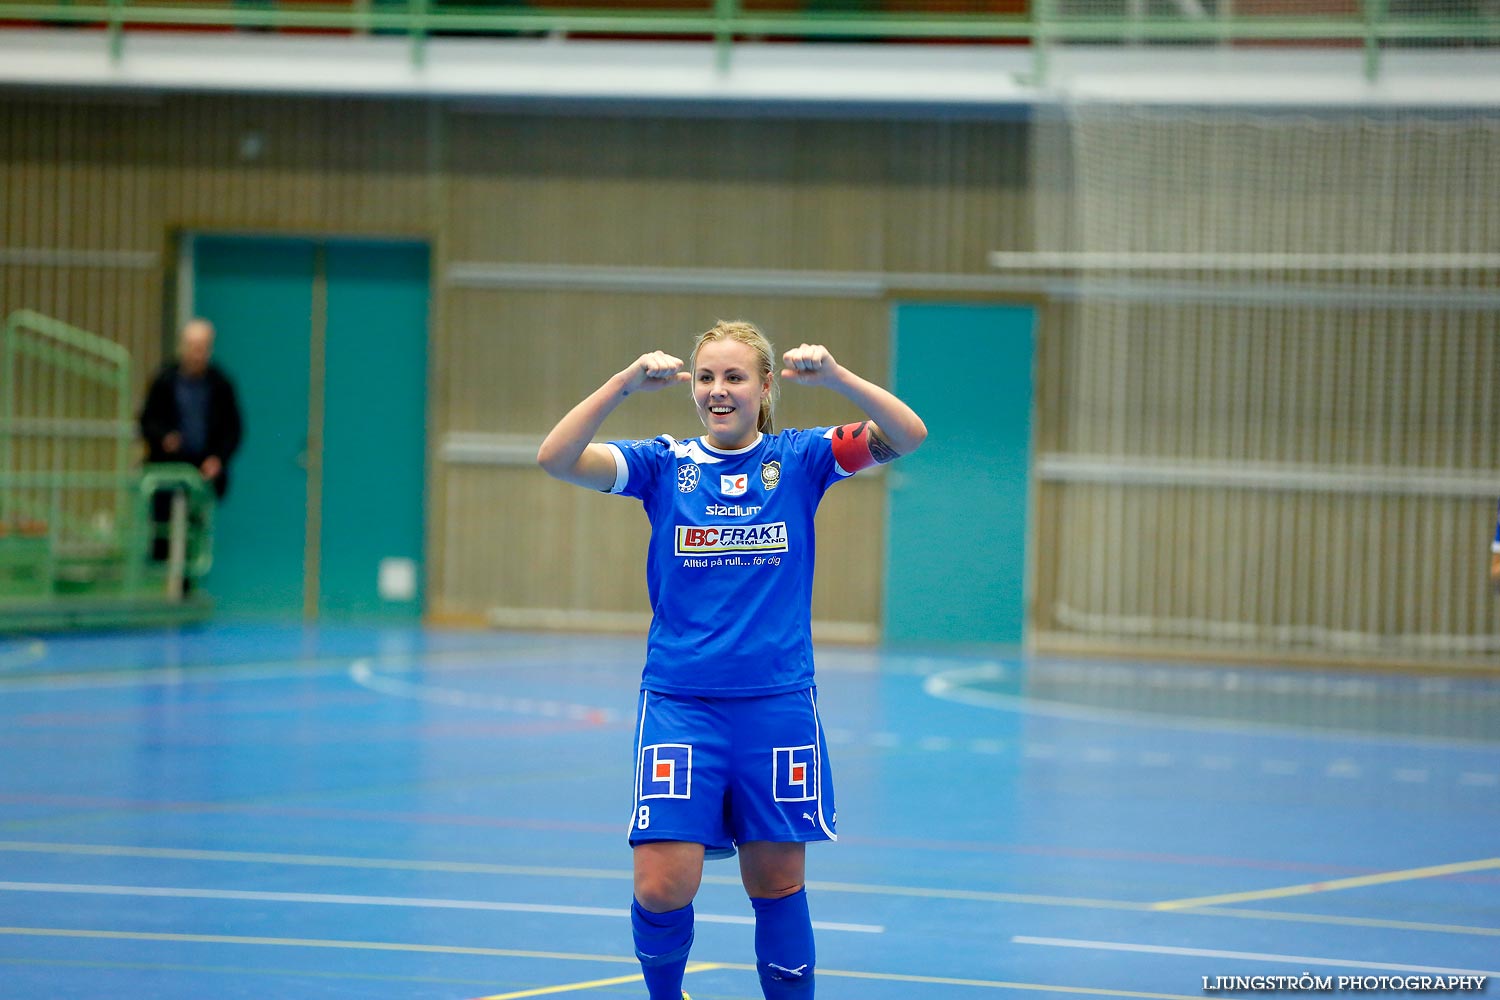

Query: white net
[[1027, 105, 1500, 661]]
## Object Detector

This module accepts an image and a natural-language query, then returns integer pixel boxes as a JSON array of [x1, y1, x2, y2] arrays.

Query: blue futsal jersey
[[604, 429, 855, 697]]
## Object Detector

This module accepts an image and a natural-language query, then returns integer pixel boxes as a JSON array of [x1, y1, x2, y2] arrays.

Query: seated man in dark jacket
[[139, 318, 244, 568], [140, 317, 243, 499]]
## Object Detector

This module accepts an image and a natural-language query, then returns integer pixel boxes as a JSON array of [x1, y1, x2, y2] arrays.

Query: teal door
[[319, 242, 429, 620], [884, 303, 1036, 647], [192, 238, 316, 618], [191, 235, 430, 621]]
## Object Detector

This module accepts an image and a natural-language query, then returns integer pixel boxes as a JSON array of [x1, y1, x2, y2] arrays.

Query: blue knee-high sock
[[632, 898, 694, 1000], [751, 888, 815, 997]]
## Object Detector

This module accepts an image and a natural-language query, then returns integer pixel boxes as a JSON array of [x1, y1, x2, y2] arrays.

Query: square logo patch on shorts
[[639, 743, 692, 799], [773, 745, 817, 802]]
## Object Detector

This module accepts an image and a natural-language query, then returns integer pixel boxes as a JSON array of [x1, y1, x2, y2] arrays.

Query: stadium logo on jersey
[[773, 745, 817, 802], [705, 503, 762, 517], [639, 743, 692, 800], [720, 473, 749, 497], [676, 464, 701, 494], [674, 522, 788, 555], [761, 461, 780, 490]]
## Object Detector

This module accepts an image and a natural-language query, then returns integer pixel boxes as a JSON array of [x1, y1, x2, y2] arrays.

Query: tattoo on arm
[[867, 424, 901, 464]]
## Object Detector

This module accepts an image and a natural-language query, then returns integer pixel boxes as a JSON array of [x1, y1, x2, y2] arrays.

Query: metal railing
[[1, 310, 139, 603], [1, 1, 1496, 82], [139, 462, 216, 600], [0, 310, 215, 615]]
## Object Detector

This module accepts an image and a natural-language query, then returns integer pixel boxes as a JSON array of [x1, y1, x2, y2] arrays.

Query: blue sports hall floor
[[0, 624, 1496, 999]]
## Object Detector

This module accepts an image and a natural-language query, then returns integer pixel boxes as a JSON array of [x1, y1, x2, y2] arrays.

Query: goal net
[[1022, 103, 1500, 662]]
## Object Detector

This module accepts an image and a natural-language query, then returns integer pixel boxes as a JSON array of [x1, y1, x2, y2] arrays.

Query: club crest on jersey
[[720, 473, 749, 497], [761, 461, 780, 490], [639, 744, 692, 799], [773, 745, 817, 802], [676, 464, 701, 494]]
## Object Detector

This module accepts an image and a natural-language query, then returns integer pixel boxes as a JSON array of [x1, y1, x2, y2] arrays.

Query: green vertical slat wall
[[884, 302, 1036, 647]]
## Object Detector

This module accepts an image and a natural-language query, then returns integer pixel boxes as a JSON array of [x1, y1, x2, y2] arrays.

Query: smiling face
[[693, 337, 771, 451]]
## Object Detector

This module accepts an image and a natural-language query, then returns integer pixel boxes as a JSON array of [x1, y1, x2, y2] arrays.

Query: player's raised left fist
[[781, 343, 839, 385]]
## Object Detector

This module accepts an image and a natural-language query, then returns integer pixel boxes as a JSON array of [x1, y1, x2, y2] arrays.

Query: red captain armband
[[830, 421, 889, 473]]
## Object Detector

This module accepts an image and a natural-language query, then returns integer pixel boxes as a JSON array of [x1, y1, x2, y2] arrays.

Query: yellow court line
[[473, 963, 723, 1000], [1154, 857, 1500, 911], [472, 972, 644, 1000]]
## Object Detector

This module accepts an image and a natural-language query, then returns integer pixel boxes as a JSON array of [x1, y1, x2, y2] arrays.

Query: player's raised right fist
[[623, 351, 691, 393]]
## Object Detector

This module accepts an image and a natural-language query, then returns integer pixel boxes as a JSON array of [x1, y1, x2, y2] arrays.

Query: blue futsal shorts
[[628, 687, 837, 856]]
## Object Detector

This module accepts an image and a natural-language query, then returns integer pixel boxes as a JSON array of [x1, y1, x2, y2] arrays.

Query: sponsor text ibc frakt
[[1202, 974, 1488, 993]]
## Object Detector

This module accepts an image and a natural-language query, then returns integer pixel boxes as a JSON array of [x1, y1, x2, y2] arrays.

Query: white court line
[[0, 840, 632, 880], [0, 644, 584, 693], [348, 660, 619, 723], [3, 841, 1496, 940], [0, 657, 354, 692], [0, 881, 881, 934], [925, 665, 1500, 751], [1012, 936, 1500, 978], [0, 639, 47, 671]]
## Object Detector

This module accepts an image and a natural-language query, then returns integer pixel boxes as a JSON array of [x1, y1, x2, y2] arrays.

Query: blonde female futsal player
[[537, 320, 926, 1000], [1491, 498, 1500, 590]]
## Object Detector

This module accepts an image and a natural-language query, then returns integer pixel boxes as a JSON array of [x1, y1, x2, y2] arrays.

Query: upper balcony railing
[[1, 1, 1497, 83]]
